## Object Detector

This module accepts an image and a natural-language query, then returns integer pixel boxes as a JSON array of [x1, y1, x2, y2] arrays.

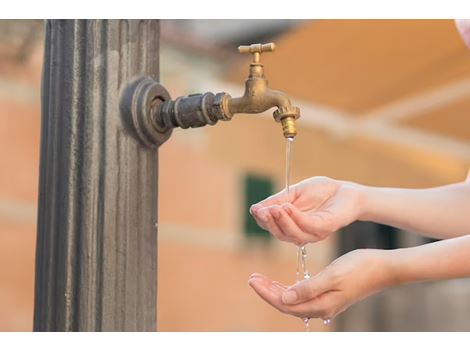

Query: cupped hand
[[250, 176, 365, 245], [248, 249, 394, 321]]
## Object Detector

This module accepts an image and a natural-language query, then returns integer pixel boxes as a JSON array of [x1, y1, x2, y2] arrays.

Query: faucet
[[224, 43, 300, 139], [122, 42, 300, 148]]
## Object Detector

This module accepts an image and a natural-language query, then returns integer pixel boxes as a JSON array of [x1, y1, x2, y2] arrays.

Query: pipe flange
[[273, 105, 300, 122], [121, 76, 172, 148]]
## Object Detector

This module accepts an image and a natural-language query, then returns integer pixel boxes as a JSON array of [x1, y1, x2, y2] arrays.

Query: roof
[[227, 19, 470, 142]]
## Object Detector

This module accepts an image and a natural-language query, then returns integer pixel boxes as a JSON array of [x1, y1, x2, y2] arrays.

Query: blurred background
[[1, 19, 470, 332]]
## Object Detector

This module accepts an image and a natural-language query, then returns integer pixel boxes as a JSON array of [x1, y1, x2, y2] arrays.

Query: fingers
[[268, 204, 333, 244], [282, 203, 334, 240], [252, 208, 292, 242], [281, 272, 334, 305], [250, 184, 301, 214], [456, 20, 470, 49], [252, 203, 336, 245], [248, 273, 309, 317], [269, 206, 310, 245], [252, 204, 327, 245], [248, 273, 287, 312], [250, 190, 288, 215], [248, 273, 337, 320]]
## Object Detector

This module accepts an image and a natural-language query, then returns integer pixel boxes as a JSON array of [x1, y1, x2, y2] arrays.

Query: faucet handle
[[238, 43, 275, 63]]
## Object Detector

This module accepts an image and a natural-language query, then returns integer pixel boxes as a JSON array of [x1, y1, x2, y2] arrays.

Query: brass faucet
[[123, 42, 300, 148], [220, 43, 300, 139]]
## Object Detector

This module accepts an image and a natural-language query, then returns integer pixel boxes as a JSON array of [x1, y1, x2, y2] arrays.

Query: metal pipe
[[157, 92, 232, 130], [34, 19, 160, 331]]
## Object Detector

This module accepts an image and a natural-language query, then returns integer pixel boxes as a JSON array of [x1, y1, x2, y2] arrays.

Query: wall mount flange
[[121, 76, 172, 148]]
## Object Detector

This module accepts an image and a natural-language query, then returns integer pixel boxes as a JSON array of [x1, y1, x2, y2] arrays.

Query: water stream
[[285, 136, 331, 330], [285, 137, 310, 331]]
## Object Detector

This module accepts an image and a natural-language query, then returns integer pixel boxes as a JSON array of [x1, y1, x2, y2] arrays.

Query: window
[[243, 174, 273, 239], [338, 222, 400, 256]]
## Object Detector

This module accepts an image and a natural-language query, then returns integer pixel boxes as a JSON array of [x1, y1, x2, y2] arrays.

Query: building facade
[[1, 19, 470, 331]]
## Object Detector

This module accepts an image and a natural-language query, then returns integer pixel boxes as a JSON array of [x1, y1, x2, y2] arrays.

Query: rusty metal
[[34, 19, 160, 332]]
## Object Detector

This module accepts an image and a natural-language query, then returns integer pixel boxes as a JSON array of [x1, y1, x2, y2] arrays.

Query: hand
[[456, 20, 470, 50], [248, 249, 394, 321], [250, 176, 365, 245]]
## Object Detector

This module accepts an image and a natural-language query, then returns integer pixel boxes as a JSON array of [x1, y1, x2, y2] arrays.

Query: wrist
[[380, 249, 405, 287], [338, 181, 371, 222], [355, 184, 379, 222], [352, 248, 401, 296]]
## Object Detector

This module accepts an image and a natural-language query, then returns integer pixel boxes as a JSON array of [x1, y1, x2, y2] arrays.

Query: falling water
[[285, 137, 310, 331], [297, 245, 311, 331], [285, 137, 294, 198], [286, 136, 331, 330]]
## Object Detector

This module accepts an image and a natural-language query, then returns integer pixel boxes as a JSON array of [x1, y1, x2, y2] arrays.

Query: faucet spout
[[227, 88, 293, 115], [223, 51, 300, 139], [223, 42, 300, 138], [225, 87, 300, 139]]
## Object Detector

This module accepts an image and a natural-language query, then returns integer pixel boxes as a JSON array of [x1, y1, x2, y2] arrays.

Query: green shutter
[[243, 174, 273, 239]]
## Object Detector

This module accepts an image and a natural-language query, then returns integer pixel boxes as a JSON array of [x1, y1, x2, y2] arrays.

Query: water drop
[[304, 317, 310, 332]]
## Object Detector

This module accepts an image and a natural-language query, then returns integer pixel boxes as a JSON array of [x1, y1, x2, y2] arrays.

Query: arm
[[248, 235, 470, 321], [359, 179, 470, 239], [250, 175, 470, 244], [390, 233, 470, 284]]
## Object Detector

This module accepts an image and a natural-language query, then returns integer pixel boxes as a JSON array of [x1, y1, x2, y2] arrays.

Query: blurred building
[[1, 19, 470, 332], [0, 20, 43, 331]]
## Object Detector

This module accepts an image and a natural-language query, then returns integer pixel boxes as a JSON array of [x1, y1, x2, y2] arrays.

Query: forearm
[[358, 180, 470, 238], [385, 235, 470, 285]]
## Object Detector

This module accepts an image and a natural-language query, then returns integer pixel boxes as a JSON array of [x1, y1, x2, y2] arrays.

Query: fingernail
[[282, 290, 298, 304]]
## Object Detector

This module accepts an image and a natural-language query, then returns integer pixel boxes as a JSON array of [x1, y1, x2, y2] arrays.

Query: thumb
[[281, 273, 332, 305]]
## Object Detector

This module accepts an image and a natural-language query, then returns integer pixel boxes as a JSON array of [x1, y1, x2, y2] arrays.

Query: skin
[[247, 20, 470, 322], [456, 19, 470, 50], [250, 176, 470, 244], [249, 176, 470, 321], [248, 236, 470, 321]]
